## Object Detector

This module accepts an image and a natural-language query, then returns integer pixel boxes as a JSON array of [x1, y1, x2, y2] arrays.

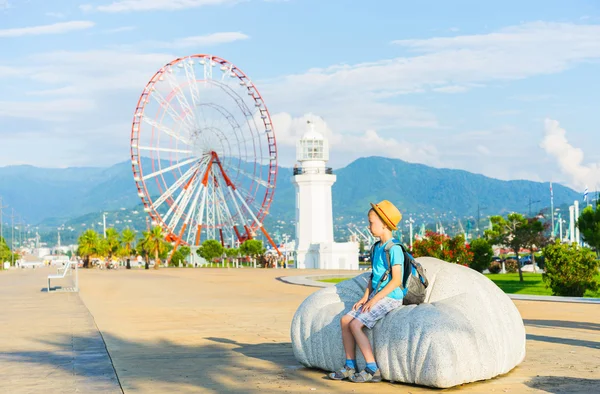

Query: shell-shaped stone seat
[[291, 257, 526, 388]]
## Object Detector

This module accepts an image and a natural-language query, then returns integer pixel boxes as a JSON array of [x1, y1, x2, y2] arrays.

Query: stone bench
[[291, 257, 526, 388]]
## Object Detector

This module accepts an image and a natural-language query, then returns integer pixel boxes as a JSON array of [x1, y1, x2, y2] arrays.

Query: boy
[[328, 200, 405, 383]]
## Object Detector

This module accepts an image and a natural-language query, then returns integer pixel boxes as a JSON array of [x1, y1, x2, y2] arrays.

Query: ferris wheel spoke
[[142, 116, 192, 146], [142, 157, 198, 181], [188, 183, 208, 245], [215, 178, 237, 226], [138, 146, 193, 154], [233, 188, 263, 228], [222, 162, 270, 189], [235, 186, 264, 214], [164, 70, 198, 129], [151, 88, 195, 132], [184, 57, 202, 108], [152, 161, 202, 210], [167, 174, 200, 233]]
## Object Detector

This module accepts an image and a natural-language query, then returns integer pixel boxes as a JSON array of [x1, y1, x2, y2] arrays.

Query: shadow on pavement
[[526, 334, 600, 350], [3, 332, 322, 393], [524, 319, 600, 331], [525, 376, 600, 394]]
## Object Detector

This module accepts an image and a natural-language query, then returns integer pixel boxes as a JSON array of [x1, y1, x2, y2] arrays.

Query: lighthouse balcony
[[293, 167, 333, 175]]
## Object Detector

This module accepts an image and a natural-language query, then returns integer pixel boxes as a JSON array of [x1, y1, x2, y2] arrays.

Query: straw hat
[[370, 200, 402, 230]]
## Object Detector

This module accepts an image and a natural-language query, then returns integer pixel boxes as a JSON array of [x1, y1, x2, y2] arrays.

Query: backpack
[[369, 240, 429, 305]]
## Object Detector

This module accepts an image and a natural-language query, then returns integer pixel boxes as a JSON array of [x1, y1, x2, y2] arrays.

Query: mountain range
[[0, 157, 582, 238]]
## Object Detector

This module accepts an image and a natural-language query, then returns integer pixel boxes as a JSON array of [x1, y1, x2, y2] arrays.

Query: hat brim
[[370, 202, 398, 230]]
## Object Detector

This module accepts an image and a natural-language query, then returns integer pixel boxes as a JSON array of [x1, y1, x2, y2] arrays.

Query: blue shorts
[[346, 295, 403, 329]]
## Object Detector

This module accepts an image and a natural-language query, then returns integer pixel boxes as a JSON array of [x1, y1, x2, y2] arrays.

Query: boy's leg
[[349, 319, 375, 363], [340, 314, 356, 360]]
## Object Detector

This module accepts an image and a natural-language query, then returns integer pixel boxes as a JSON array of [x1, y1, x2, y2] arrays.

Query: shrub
[[412, 231, 473, 266], [542, 241, 600, 297], [469, 238, 493, 272], [488, 261, 502, 274], [505, 259, 518, 273]]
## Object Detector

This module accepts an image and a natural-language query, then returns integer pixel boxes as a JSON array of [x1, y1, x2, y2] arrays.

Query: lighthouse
[[292, 121, 358, 270]]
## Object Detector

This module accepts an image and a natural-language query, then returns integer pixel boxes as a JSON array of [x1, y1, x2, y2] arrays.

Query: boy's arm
[[362, 280, 373, 299], [369, 264, 402, 303]]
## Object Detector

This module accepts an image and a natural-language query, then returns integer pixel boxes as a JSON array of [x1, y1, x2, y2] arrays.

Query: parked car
[[519, 255, 532, 265]]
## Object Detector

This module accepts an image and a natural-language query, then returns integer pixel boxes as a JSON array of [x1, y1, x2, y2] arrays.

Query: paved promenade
[[1, 267, 599, 393], [0, 267, 121, 393]]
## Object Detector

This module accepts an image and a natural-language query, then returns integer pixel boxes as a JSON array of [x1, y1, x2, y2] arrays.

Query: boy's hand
[[361, 298, 379, 313], [352, 297, 368, 311]]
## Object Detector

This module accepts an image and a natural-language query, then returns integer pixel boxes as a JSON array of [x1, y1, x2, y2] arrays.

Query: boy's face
[[368, 210, 388, 237]]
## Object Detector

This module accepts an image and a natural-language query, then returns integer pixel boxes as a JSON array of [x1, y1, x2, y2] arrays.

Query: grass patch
[[318, 272, 600, 298], [319, 278, 348, 284]]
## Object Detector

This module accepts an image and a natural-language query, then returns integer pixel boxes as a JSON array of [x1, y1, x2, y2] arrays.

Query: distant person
[[328, 200, 404, 383]]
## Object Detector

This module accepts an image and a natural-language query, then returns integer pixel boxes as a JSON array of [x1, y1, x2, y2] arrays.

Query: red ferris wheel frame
[[130, 54, 279, 254]]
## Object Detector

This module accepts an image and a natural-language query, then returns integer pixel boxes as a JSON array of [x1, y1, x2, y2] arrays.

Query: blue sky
[[1, 0, 600, 190]]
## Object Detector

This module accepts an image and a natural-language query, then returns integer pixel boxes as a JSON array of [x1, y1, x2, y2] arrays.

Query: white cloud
[[540, 118, 600, 190], [24, 50, 175, 94], [0, 1, 10, 10], [81, 0, 237, 13], [152, 32, 249, 48], [0, 99, 95, 121], [270, 112, 440, 168], [0, 21, 95, 38], [260, 22, 600, 137]]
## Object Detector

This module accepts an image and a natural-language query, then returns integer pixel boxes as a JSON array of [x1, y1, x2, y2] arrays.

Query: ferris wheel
[[130, 54, 279, 252]]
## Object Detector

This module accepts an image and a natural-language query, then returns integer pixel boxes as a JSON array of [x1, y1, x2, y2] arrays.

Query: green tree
[[577, 203, 600, 256], [359, 240, 365, 254], [77, 229, 100, 268], [224, 247, 239, 258], [522, 217, 549, 272], [179, 246, 191, 259], [240, 239, 265, 257], [105, 228, 121, 261], [197, 239, 224, 262], [136, 232, 151, 269], [542, 240, 600, 296], [0, 236, 16, 267], [169, 249, 184, 267], [469, 238, 493, 273], [486, 213, 528, 282], [120, 228, 136, 268], [143, 226, 167, 270]]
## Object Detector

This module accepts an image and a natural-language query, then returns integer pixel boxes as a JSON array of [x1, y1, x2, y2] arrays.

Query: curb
[[278, 274, 600, 304]]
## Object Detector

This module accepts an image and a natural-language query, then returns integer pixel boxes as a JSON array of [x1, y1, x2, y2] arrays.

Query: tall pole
[[574, 200, 580, 245], [558, 217, 563, 242], [569, 205, 575, 243], [103, 212, 107, 239], [409, 218, 414, 251], [550, 182, 554, 235]]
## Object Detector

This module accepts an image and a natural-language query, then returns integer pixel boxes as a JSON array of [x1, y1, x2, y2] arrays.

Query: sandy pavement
[[74, 267, 600, 393]]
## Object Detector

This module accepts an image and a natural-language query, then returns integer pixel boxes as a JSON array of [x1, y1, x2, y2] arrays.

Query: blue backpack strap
[[384, 240, 413, 290], [368, 241, 380, 279]]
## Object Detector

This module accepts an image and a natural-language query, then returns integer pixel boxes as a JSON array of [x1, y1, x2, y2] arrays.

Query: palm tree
[[105, 228, 121, 263], [78, 229, 99, 268], [143, 226, 167, 270], [120, 228, 136, 269]]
